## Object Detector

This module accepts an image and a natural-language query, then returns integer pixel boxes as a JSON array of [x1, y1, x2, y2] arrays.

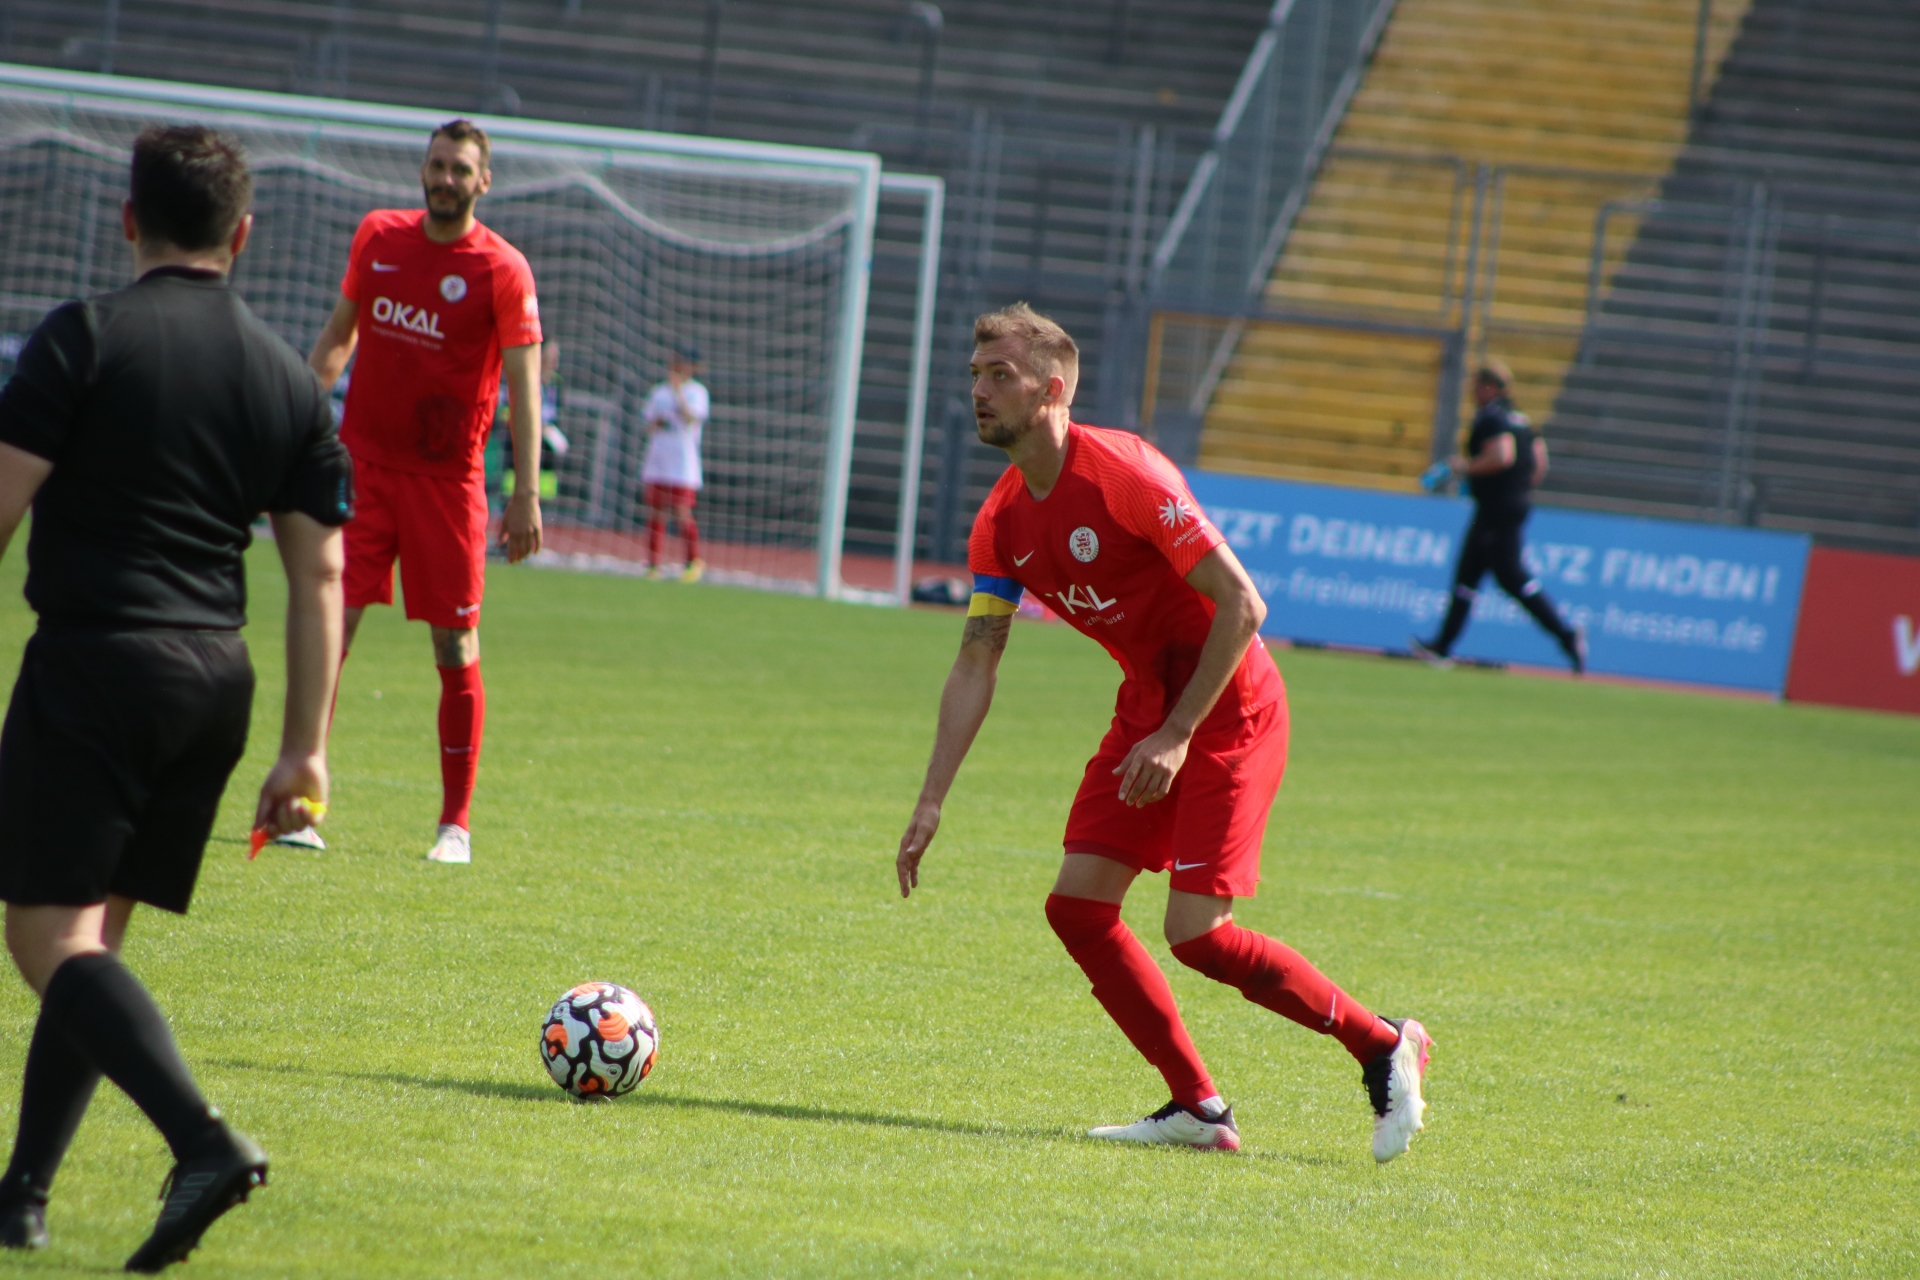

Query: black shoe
[[1562, 626, 1588, 676], [1408, 636, 1453, 669], [123, 1127, 267, 1274], [0, 1194, 48, 1251]]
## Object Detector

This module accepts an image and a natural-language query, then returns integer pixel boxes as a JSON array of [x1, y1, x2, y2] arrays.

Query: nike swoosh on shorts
[[1173, 860, 1207, 871]]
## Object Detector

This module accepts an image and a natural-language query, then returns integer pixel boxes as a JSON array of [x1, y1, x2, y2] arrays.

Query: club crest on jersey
[[1069, 526, 1100, 563], [371, 296, 445, 339], [440, 274, 468, 303]]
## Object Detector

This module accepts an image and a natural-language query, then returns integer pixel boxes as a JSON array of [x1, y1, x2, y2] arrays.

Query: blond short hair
[[974, 302, 1079, 398], [1475, 359, 1514, 391]]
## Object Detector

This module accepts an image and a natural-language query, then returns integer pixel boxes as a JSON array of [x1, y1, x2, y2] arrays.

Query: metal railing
[[1113, 0, 1399, 458], [1558, 185, 1920, 537], [1139, 146, 1661, 470]]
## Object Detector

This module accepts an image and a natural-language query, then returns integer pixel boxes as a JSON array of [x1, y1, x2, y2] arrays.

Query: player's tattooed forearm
[[962, 614, 1011, 653]]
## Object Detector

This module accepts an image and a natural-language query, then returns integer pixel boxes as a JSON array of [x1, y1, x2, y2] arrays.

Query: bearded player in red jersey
[[896, 304, 1433, 1159], [306, 119, 544, 865]]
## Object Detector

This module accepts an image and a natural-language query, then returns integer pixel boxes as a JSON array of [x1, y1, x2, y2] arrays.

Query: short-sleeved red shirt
[[338, 209, 541, 480], [968, 422, 1282, 731]]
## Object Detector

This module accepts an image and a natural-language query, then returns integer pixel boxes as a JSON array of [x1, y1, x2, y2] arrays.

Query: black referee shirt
[[0, 266, 352, 630], [1464, 396, 1537, 522]]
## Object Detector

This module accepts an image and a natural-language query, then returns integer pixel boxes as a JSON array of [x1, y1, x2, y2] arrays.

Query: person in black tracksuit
[[0, 126, 351, 1270], [1412, 362, 1585, 673]]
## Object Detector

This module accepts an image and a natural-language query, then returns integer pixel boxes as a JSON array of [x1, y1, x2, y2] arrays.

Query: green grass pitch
[[0, 545, 1913, 1278]]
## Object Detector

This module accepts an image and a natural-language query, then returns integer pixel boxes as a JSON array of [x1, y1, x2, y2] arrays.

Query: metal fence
[[1550, 184, 1920, 545], [1117, 0, 1400, 463]]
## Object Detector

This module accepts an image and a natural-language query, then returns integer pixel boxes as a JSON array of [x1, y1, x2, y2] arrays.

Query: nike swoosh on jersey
[[372, 262, 401, 271], [1013, 551, 1034, 565], [1172, 859, 1207, 871]]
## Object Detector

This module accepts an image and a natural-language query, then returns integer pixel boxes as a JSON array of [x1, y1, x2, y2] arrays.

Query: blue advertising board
[[1184, 471, 1812, 695]]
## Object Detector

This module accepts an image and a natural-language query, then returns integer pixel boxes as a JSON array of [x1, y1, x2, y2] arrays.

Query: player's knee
[[431, 626, 479, 667], [1168, 923, 1231, 978], [1044, 893, 1119, 948]]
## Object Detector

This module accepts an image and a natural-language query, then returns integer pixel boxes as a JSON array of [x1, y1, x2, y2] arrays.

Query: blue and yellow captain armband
[[967, 574, 1022, 617]]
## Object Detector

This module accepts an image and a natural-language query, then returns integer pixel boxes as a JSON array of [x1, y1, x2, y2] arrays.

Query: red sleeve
[[1084, 428, 1223, 576], [340, 213, 379, 302], [966, 473, 1015, 577], [491, 244, 543, 349]]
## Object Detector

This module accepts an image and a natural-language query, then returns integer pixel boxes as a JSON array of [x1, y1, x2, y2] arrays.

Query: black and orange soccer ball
[[541, 981, 659, 1101]]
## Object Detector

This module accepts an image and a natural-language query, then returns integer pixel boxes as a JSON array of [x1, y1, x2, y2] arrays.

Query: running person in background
[[0, 125, 349, 1269], [307, 118, 544, 865], [896, 303, 1433, 1159], [641, 345, 708, 583], [1411, 361, 1585, 672]]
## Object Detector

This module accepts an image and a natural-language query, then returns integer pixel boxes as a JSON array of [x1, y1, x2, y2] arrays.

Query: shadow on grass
[[0, 1250, 128, 1275], [203, 1056, 1059, 1140]]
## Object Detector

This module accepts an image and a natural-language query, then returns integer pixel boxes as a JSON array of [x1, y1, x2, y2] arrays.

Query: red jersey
[[338, 209, 542, 480], [967, 422, 1282, 731]]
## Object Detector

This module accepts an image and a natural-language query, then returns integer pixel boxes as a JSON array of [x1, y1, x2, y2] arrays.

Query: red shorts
[[1062, 696, 1288, 899], [645, 482, 697, 511], [343, 457, 488, 629]]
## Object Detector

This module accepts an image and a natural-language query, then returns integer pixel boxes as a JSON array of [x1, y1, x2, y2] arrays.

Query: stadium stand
[[0, 0, 1273, 562], [1542, 0, 1920, 554], [1192, 0, 1751, 491]]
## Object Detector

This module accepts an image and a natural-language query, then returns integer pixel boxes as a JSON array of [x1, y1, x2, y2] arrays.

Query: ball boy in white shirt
[[641, 345, 708, 582]]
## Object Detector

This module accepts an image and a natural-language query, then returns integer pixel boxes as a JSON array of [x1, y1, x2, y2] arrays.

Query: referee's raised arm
[[0, 123, 351, 1270]]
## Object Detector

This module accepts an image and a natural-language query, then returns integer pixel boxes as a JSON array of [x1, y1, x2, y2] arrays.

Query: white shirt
[[640, 379, 708, 489]]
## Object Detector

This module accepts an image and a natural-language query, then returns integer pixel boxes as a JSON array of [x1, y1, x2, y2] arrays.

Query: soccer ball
[[541, 982, 658, 1101]]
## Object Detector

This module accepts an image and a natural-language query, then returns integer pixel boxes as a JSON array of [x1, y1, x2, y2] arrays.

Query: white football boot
[[270, 826, 326, 850], [424, 824, 471, 864], [1088, 1101, 1240, 1152], [1364, 1017, 1434, 1163]]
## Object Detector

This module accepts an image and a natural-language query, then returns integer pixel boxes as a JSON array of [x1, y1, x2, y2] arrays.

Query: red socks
[[1171, 922, 1400, 1063], [648, 511, 700, 564], [1044, 894, 1215, 1110], [436, 662, 485, 831]]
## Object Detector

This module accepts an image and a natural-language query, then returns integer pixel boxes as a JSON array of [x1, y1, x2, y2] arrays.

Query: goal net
[[0, 64, 922, 601]]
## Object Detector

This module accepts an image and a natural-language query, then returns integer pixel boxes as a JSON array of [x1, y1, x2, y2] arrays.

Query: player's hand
[[897, 799, 941, 898], [255, 752, 329, 837], [1113, 727, 1190, 807], [503, 489, 543, 563]]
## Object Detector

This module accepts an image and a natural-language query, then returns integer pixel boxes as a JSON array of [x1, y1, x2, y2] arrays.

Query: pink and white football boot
[[1364, 1017, 1434, 1163], [1088, 1101, 1240, 1151]]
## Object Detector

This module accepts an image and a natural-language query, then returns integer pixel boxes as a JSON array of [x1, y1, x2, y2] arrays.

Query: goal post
[[0, 62, 937, 602]]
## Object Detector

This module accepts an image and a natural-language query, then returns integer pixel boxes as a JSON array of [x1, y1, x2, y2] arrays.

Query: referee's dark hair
[[128, 124, 252, 251]]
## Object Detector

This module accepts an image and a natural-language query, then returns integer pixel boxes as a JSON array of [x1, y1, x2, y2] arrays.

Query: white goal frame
[[0, 62, 940, 603]]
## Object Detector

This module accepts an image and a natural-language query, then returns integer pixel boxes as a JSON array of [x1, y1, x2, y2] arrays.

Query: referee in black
[[0, 126, 351, 1270], [1412, 361, 1586, 672]]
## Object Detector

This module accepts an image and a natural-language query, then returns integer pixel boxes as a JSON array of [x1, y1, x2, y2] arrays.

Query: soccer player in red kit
[[896, 304, 1433, 1158], [307, 119, 544, 865]]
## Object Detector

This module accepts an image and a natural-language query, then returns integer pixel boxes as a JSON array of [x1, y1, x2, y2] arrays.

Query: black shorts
[[0, 624, 254, 914]]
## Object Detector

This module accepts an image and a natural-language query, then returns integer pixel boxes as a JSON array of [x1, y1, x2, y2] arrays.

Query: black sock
[[0, 1012, 100, 1204], [1431, 592, 1472, 654], [1520, 589, 1576, 646], [41, 954, 220, 1162]]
